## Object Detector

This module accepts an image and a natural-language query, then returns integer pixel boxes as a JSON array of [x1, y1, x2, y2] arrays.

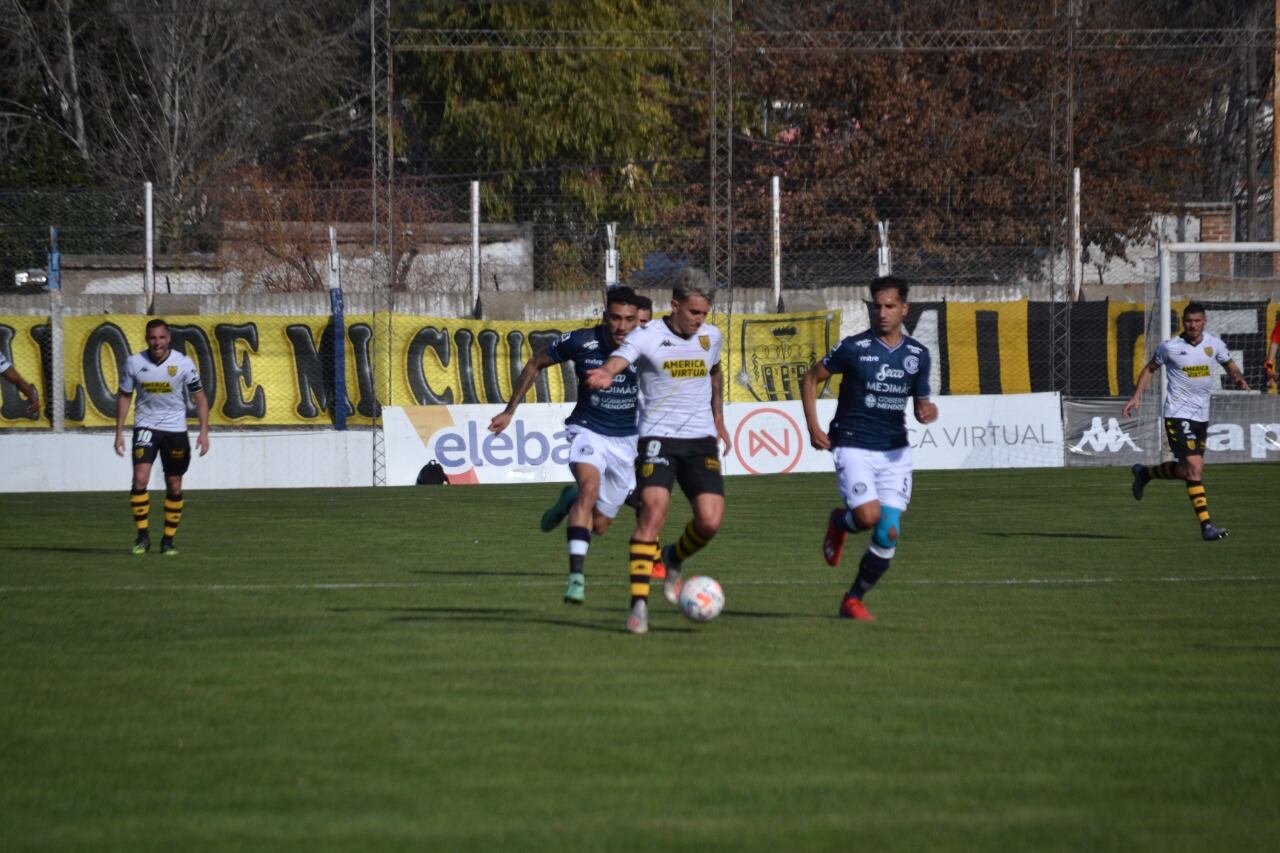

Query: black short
[[1164, 418, 1208, 459], [132, 428, 192, 476], [635, 435, 724, 498]]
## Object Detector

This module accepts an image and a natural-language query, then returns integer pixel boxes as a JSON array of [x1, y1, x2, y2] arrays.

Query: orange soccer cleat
[[838, 594, 875, 622], [823, 508, 848, 567]]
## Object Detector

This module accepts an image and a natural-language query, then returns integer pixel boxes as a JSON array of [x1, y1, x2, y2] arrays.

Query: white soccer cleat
[[662, 569, 683, 607], [625, 599, 649, 635]]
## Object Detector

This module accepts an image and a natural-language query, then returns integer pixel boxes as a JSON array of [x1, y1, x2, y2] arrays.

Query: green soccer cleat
[[563, 573, 585, 604], [160, 537, 179, 556], [131, 534, 151, 555], [540, 484, 578, 532]]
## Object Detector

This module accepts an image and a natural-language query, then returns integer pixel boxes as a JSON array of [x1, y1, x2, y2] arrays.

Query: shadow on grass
[[0, 545, 127, 555], [328, 605, 695, 635], [981, 531, 1133, 541], [409, 569, 548, 578]]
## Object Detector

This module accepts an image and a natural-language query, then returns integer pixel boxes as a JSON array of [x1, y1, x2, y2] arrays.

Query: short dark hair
[[605, 285, 641, 310], [870, 276, 909, 301], [634, 294, 653, 313], [1183, 302, 1207, 317], [145, 318, 169, 334]]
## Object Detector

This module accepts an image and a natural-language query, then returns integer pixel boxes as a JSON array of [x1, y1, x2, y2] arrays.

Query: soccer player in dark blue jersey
[[489, 287, 643, 604], [801, 276, 938, 621]]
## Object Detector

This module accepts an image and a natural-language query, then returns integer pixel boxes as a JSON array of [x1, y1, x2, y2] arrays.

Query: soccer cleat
[[838, 594, 876, 622], [159, 537, 178, 556], [662, 568, 683, 606], [563, 573, 585, 604], [540, 484, 578, 532], [823, 508, 848, 567], [650, 557, 667, 580], [1201, 523, 1228, 541], [625, 599, 649, 635], [1130, 463, 1150, 501], [131, 534, 150, 555]]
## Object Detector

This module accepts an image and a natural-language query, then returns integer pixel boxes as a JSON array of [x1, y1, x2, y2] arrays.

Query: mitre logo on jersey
[[1070, 417, 1141, 453], [739, 314, 836, 401]]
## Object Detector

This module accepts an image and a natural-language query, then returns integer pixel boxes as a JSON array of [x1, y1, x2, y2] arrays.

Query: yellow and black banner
[[2, 300, 1275, 429]]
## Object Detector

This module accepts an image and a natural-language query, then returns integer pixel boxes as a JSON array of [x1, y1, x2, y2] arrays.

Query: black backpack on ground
[[416, 460, 450, 485]]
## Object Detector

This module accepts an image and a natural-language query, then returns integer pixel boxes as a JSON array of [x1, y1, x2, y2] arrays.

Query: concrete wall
[[0, 430, 373, 493]]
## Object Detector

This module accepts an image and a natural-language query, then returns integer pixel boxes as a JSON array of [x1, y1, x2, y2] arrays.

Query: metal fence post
[[48, 226, 64, 433]]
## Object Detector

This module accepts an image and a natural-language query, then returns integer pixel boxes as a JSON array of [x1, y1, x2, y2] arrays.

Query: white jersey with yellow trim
[[612, 318, 723, 439], [1153, 332, 1231, 421], [119, 350, 203, 432]]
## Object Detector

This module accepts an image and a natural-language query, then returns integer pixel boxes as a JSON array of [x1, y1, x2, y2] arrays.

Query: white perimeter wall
[[0, 430, 373, 493]]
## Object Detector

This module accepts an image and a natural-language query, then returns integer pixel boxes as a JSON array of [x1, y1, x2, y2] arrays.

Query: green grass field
[[2, 466, 1278, 851]]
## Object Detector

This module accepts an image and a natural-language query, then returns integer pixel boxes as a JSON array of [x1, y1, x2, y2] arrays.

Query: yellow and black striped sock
[[629, 539, 658, 605], [1185, 481, 1211, 527], [163, 492, 184, 540], [673, 520, 712, 564], [130, 488, 150, 534], [1146, 461, 1180, 480]]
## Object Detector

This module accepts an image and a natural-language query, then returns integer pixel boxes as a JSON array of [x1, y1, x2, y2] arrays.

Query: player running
[[585, 274, 731, 635], [801, 276, 937, 622], [114, 319, 210, 555], [490, 287, 643, 604], [1123, 302, 1248, 540], [537, 293, 668, 578]]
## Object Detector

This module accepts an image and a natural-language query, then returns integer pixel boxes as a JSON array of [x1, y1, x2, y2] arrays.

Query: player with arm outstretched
[[800, 276, 937, 622], [114, 319, 210, 555], [489, 287, 642, 604], [0, 347, 40, 418], [585, 273, 731, 635], [1123, 302, 1248, 540]]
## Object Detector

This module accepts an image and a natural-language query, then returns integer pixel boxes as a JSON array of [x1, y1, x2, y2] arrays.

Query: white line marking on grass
[[0, 575, 1275, 595]]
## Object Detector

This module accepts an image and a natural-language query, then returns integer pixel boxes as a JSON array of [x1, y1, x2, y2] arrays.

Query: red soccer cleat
[[823, 508, 848, 567], [651, 558, 667, 580], [838, 594, 875, 622]]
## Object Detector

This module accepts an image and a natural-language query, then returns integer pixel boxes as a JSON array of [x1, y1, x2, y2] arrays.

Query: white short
[[832, 446, 913, 512], [566, 427, 638, 519]]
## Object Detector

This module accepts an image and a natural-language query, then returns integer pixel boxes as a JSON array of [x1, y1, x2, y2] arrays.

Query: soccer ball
[[678, 575, 725, 622]]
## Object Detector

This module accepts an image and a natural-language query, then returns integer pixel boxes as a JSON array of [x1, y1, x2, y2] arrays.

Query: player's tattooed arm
[[801, 361, 832, 450], [489, 352, 555, 434], [710, 363, 730, 454], [1223, 360, 1249, 391]]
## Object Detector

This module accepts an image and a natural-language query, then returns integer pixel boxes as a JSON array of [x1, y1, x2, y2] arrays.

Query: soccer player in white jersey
[[585, 273, 731, 635], [1123, 302, 1248, 540], [0, 347, 40, 418], [114, 319, 211, 555]]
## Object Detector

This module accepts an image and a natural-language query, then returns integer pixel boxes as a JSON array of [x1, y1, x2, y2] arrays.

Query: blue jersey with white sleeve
[[546, 325, 639, 437], [823, 330, 932, 451]]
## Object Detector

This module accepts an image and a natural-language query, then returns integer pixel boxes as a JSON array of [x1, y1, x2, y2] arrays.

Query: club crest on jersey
[[698, 335, 710, 351], [903, 355, 919, 374], [167, 366, 178, 376], [641, 463, 654, 478], [1204, 347, 1213, 356]]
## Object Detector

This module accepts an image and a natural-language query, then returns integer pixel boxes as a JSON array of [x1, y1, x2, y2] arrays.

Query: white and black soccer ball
[[678, 575, 725, 622]]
